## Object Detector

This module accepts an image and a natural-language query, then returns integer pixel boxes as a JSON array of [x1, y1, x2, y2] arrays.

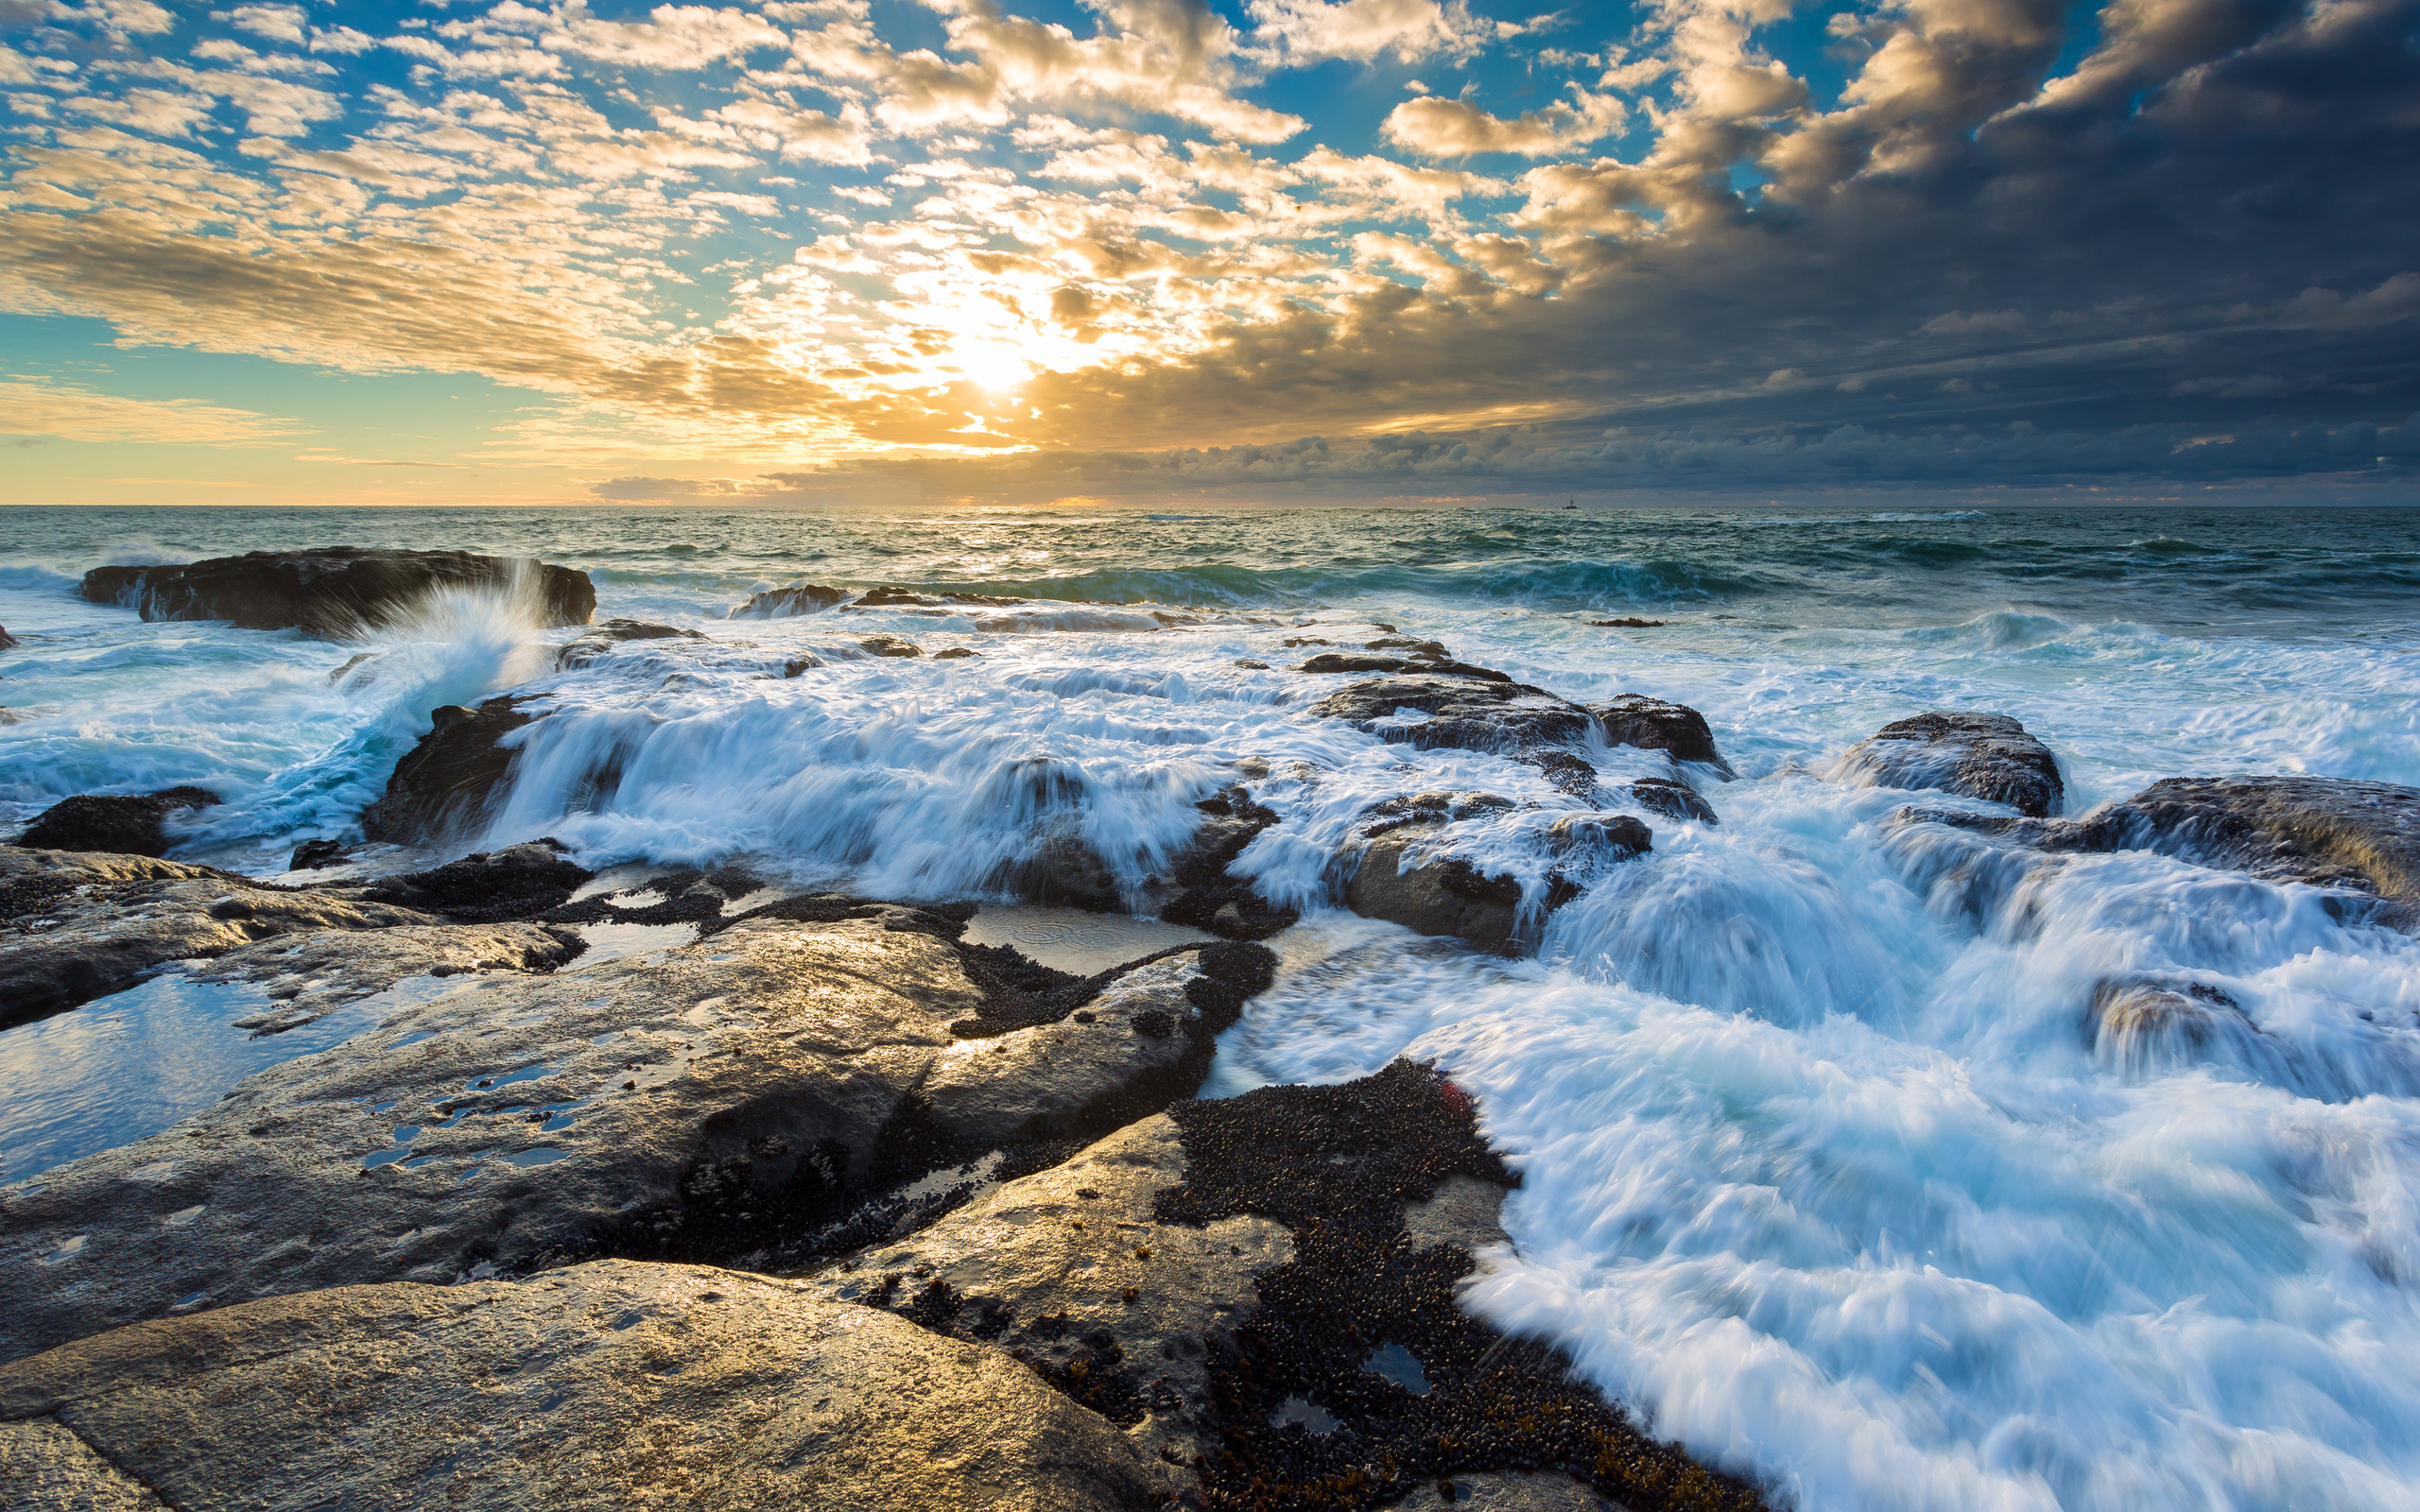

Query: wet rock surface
[[1837, 712, 2062, 816], [1316, 676, 1595, 754], [1159, 786, 1299, 941], [859, 634, 924, 658], [13, 787, 219, 857], [78, 548, 594, 636], [1586, 696, 1733, 777], [731, 580, 848, 616], [1344, 827, 1554, 954], [1624, 777, 1716, 825], [1148, 1062, 1763, 1512], [0, 911, 1272, 1363], [554, 617, 705, 669], [1544, 814, 1655, 860], [1297, 654, 1512, 681], [0, 1259, 1158, 1512], [189, 919, 587, 1035], [0, 848, 439, 1028], [357, 696, 535, 842], [1901, 774, 2420, 925]]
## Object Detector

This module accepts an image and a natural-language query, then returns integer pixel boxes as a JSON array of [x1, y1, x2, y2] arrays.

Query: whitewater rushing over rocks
[[3, 505, 2419, 1511]]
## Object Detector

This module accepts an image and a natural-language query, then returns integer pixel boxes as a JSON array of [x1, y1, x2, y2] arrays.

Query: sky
[[1, 0, 2416, 507]]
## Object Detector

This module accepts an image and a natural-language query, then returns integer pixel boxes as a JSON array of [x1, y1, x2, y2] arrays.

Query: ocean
[[5, 501, 2419, 1510]]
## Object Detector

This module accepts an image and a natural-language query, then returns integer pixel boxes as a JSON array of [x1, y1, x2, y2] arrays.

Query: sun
[[953, 344, 1032, 392]]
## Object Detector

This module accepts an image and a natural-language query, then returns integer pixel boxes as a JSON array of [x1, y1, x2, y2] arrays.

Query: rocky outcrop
[[1158, 786, 1298, 941], [289, 837, 346, 869], [1344, 828, 1539, 952], [1838, 712, 2062, 816], [731, 580, 849, 616], [0, 625, 16, 649], [14, 787, 218, 856], [1296, 653, 1509, 680], [1545, 813, 1655, 859], [554, 618, 704, 669], [78, 548, 594, 636], [1589, 695, 1734, 776], [358, 696, 533, 842], [2056, 776, 2420, 907], [859, 634, 924, 658], [853, 586, 1020, 609], [0, 848, 441, 1028], [1903, 775, 2420, 925], [354, 838, 595, 922], [0, 1259, 1158, 1512], [1627, 775, 1718, 823], [1315, 675, 1595, 753], [0, 909, 1275, 1363], [825, 1061, 1767, 1512]]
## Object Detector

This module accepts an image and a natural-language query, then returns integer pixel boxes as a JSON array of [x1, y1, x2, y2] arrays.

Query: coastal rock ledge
[[79, 547, 595, 636]]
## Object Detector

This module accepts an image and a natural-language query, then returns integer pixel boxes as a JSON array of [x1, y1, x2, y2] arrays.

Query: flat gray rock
[[0, 848, 441, 1027], [0, 1259, 1155, 1512], [0, 914, 1216, 1365]]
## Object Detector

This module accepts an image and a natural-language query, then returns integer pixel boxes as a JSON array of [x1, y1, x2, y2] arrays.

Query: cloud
[[0, 374, 301, 444], [1382, 89, 1627, 157], [1245, 0, 1500, 66]]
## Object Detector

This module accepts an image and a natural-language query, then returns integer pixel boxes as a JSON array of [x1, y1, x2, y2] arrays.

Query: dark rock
[[782, 656, 819, 677], [1, 849, 440, 1028], [1520, 749, 1601, 799], [1230, 659, 1270, 670], [1153, 1061, 1770, 1512], [78, 548, 593, 636], [1588, 695, 1734, 777], [1545, 814, 1654, 859], [1159, 787, 1299, 941], [853, 586, 1019, 609], [1589, 617, 1667, 627], [1628, 776, 1718, 824], [358, 696, 533, 843], [934, 646, 979, 660], [2090, 977, 2260, 1076], [2054, 776, 2419, 910], [1838, 712, 2062, 817], [1296, 653, 1510, 681], [1359, 791, 1514, 836], [1344, 827, 1537, 952], [288, 838, 347, 870], [16, 788, 219, 857], [555, 618, 704, 669], [729, 581, 848, 617], [858, 635, 923, 659], [1365, 637, 1452, 658], [1316, 676, 1594, 754], [0, 624, 16, 649], [355, 838, 594, 923]]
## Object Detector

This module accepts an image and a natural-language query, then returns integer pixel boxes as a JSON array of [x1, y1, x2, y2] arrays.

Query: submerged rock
[[15, 788, 219, 857], [852, 585, 1020, 609], [1627, 775, 1718, 824], [1838, 711, 2062, 816], [0, 848, 439, 1029], [1544, 813, 1654, 859], [0, 625, 16, 649], [553, 617, 704, 669], [357, 696, 534, 843], [78, 548, 594, 636], [1588, 694, 1735, 776], [0, 1259, 1157, 1512], [729, 581, 848, 617], [0, 910, 1273, 1363], [858, 634, 924, 659], [190, 919, 586, 1035]]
